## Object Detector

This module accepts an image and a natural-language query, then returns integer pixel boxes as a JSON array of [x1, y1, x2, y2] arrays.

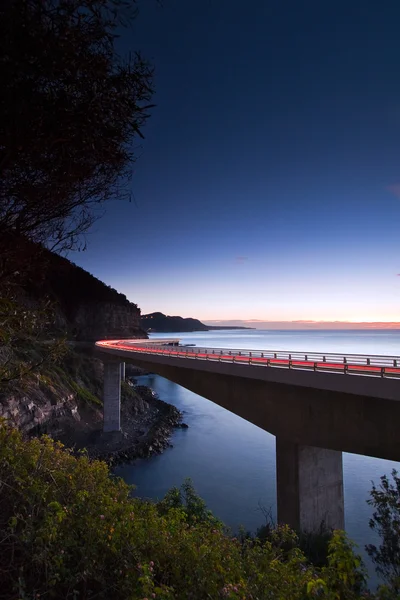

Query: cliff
[[0, 344, 184, 464], [1, 244, 148, 437], [61, 302, 144, 342], [24, 247, 148, 341], [141, 312, 254, 333], [0, 345, 104, 436]]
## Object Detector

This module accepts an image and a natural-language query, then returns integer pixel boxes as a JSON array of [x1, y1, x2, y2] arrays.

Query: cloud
[[235, 256, 249, 264], [245, 319, 265, 322], [291, 320, 318, 323], [387, 184, 400, 198]]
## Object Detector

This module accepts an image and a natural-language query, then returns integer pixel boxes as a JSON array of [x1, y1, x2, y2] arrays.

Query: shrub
[[156, 478, 223, 529], [0, 421, 372, 599], [256, 508, 332, 567]]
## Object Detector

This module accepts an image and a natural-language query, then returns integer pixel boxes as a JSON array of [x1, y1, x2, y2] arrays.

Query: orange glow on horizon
[[201, 320, 400, 330]]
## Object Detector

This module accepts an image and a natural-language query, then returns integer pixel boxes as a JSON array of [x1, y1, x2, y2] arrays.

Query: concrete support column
[[120, 362, 126, 382], [276, 438, 344, 532], [103, 361, 121, 432]]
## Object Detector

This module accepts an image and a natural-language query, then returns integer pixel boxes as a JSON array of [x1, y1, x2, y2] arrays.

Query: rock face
[[0, 345, 187, 466], [71, 302, 145, 341], [0, 348, 104, 434], [0, 382, 84, 435]]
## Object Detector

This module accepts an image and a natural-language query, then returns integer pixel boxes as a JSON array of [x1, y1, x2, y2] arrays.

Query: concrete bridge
[[95, 338, 400, 533]]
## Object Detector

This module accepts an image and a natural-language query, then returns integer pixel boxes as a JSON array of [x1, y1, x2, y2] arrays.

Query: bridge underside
[[123, 357, 400, 462], [101, 353, 400, 532]]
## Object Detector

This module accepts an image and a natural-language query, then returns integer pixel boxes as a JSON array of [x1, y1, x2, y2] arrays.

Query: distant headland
[[141, 312, 255, 333]]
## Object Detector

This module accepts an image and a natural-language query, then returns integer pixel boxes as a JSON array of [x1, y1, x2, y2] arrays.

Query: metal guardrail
[[96, 341, 400, 378]]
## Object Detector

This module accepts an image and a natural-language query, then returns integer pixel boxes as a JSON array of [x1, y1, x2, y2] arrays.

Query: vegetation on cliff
[[31, 247, 137, 313], [0, 251, 145, 424], [0, 341, 182, 468], [19, 245, 146, 340]]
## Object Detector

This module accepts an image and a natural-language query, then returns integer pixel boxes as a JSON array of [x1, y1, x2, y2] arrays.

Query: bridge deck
[[96, 340, 400, 378]]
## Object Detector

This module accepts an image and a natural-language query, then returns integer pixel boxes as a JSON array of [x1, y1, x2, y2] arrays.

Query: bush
[[256, 508, 332, 567], [366, 470, 400, 593], [157, 478, 223, 529], [0, 421, 373, 599]]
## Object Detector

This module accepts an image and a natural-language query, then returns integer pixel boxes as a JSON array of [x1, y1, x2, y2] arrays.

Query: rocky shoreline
[[1, 345, 187, 467], [88, 384, 189, 465], [54, 380, 189, 466]]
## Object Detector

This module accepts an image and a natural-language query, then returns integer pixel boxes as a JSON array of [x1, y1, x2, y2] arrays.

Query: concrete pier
[[103, 361, 121, 432], [120, 362, 126, 382], [276, 439, 344, 532]]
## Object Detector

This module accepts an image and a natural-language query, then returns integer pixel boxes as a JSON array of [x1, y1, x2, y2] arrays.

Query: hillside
[[0, 242, 149, 436], [20, 245, 147, 341], [0, 246, 187, 461], [141, 312, 254, 333]]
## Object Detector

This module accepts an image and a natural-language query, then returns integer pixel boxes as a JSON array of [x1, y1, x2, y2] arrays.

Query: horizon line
[[201, 319, 400, 330]]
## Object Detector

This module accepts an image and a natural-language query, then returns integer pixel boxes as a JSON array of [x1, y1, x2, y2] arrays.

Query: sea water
[[114, 329, 400, 583]]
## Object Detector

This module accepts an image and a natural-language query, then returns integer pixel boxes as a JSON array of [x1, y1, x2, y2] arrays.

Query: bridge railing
[[103, 341, 400, 377]]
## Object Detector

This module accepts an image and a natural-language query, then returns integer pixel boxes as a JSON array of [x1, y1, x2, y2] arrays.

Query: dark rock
[[68, 383, 187, 466]]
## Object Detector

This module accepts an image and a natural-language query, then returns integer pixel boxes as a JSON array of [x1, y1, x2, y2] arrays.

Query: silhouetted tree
[[0, 0, 154, 264], [0, 0, 153, 386]]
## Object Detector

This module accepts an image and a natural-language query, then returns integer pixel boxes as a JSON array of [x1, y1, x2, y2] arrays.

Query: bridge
[[95, 338, 400, 533]]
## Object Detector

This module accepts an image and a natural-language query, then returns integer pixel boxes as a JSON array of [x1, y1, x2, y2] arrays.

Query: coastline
[[0, 346, 187, 467], [55, 380, 188, 466]]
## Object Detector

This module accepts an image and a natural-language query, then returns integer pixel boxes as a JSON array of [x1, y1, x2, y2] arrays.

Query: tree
[[0, 0, 154, 264], [0, 0, 154, 388], [366, 470, 400, 593]]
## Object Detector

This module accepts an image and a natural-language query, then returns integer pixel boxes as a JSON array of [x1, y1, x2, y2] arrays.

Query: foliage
[[69, 379, 102, 406], [0, 296, 67, 388], [59, 348, 104, 400], [0, 240, 142, 393], [256, 506, 333, 567], [0, 0, 154, 258], [0, 420, 375, 600], [0, 0, 148, 392], [298, 523, 334, 568], [320, 530, 367, 598], [121, 380, 143, 406], [157, 477, 224, 529], [41, 249, 136, 316], [366, 470, 400, 592]]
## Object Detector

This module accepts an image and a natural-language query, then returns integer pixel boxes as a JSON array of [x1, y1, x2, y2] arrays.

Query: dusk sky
[[72, 0, 400, 325]]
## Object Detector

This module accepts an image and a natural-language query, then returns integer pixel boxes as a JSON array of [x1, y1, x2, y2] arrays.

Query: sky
[[72, 0, 400, 325]]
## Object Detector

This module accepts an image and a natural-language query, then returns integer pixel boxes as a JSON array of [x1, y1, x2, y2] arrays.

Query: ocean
[[114, 329, 400, 583]]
